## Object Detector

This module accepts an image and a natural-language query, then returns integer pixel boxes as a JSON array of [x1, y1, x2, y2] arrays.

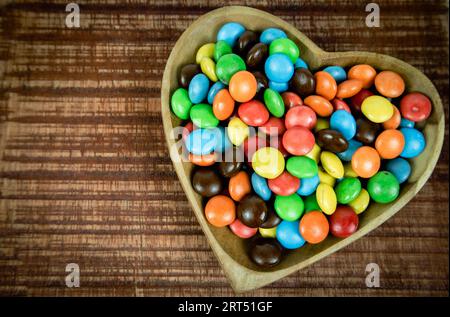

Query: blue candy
[[297, 174, 320, 196], [188, 73, 209, 104], [276, 220, 305, 249], [386, 158, 411, 184], [212, 126, 232, 153], [185, 128, 216, 155], [330, 109, 357, 140], [260, 28, 287, 45], [269, 80, 289, 93], [323, 65, 347, 83], [251, 172, 272, 201], [337, 139, 362, 162], [400, 128, 426, 158], [217, 22, 245, 47], [294, 57, 309, 69], [400, 118, 415, 128], [207, 81, 225, 104], [265, 53, 294, 83]]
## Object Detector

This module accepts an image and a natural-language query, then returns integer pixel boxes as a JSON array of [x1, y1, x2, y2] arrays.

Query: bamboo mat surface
[[0, 0, 448, 296]]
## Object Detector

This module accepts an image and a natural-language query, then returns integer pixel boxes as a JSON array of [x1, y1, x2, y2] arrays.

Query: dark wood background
[[0, 0, 448, 296]]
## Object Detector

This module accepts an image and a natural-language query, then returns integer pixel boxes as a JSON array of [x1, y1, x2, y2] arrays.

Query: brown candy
[[218, 161, 243, 177], [237, 195, 268, 228], [249, 237, 283, 267], [179, 63, 201, 88], [246, 43, 268, 69], [290, 68, 316, 97], [191, 167, 223, 197], [355, 118, 381, 144], [252, 71, 269, 94], [237, 30, 259, 56], [316, 129, 349, 153], [259, 203, 281, 228]]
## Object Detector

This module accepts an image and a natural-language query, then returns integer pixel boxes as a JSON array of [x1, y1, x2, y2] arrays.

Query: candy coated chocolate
[[237, 195, 268, 228], [316, 129, 349, 153], [259, 203, 282, 228], [249, 237, 283, 267], [237, 30, 259, 56], [192, 168, 223, 197], [179, 64, 201, 88], [246, 43, 268, 69], [355, 118, 380, 144], [290, 68, 315, 97]]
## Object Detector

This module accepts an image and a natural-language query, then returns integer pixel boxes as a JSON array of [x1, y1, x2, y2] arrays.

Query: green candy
[[189, 104, 219, 128], [304, 194, 321, 212], [274, 194, 304, 221], [367, 171, 400, 204], [335, 177, 362, 204], [171, 88, 192, 120], [214, 40, 232, 62], [264, 88, 285, 118], [269, 38, 300, 63], [216, 53, 246, 84], [286, 156, 318, 178]]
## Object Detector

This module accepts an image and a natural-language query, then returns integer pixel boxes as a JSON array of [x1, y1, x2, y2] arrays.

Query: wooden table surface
[[0, 0, 448, 297]]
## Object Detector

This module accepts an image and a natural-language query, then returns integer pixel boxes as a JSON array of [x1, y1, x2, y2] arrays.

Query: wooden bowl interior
[[161, 7, 444, 278]]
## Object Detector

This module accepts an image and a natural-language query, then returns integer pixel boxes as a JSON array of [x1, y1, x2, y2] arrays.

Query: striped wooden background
[[0, 0, 448, 296]]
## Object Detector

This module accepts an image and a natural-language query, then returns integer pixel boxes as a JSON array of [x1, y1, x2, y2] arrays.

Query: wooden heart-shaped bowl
[[161, 6, 444, 293]]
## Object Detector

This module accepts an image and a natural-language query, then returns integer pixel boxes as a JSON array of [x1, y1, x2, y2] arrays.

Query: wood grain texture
[[0, 0, 448, 296]]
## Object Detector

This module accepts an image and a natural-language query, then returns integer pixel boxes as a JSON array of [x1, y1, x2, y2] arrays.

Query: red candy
[[260, 116, 286, 136], [281, 91, 303, 109], [268, 171, 300, 196], [229, 219, 258, 238], [238, 100, 270, 126], [243, 135, 267, 160], [400, 92, 432, 122], [282, 126, 315, 156], [329, 205, 359, 238], [350, 89, 374, 112], [332, 98, 351, 113], [285, 105, 317, 130]]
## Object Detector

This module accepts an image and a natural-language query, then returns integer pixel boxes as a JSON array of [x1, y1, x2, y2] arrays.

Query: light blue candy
[[269, 80, 289, 93], [185, 128, 216, 155], [207, 81, 225, 104], [386, 158, 411, 184], [400, 118, 415, 128], [212, 126, 232, 153], [251, 172, 272, 201], [294, 57, 309, 69], [400, 128, 425, 158], [188, 73, 209, 104], [264, 53, 294, 83], [323, 65, 347, 83], [276, 220, 305, 249], [297, 174, 320, 196], [330, 109, 357, 140], [260, 28, 287, 45], [337, 139, 362, 162], [217, 22, 245, 47]]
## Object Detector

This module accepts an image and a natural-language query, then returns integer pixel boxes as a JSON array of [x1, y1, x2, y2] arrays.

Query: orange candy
[[351, 146, 381, 178], [383, 106, 401, 129], [229, 71, 257, 103], [213, 89, 235, 120], [205, 195, 236, 227], [229, 171, 251, 201], [375, 71, 405, 98], [375, 129, 405, 159], [348, 64, 377, 89], [299, 211, 329, 244], [303, 95, 333, 117], [315, 71, 337, 100], [189, 153, 216, 166], [336, 79, 363, 99]]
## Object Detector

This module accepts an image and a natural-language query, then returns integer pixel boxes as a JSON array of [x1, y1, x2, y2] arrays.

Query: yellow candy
[[316, 183, 337, 215], [314, 117, 330, 132], [252, 147, 285, 179], [318, 167, 336, 187], [196, 43, 215, 64], [361, 95, 394, 123], [320, 151, 344, 179], [305, 143, 321, 163], [259, 226, 277, 238], [227, 117, 249, 146], [349, 188, 370, 214], [200, 57, 218, 82], [344, 163, 358, 178]]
